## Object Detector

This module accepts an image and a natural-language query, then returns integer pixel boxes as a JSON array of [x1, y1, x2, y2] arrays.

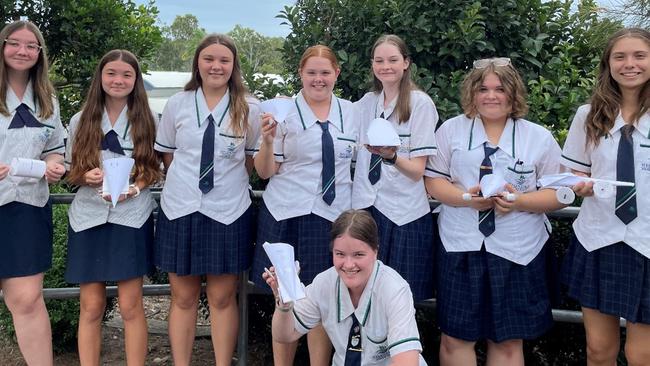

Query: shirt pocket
[[636, 143, 650, 190], [335, 135, 356, 161], [504, 164, 537, 192], [365, 330, 390, 363], [217, 133, 245, 160]]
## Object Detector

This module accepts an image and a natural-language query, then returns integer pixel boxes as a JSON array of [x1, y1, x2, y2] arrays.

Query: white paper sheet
[[260, 98, 294, 124], [479, 173, 508, 197], [262, 242, 306, 303], [102, 157, 134, 207], [366, 118, 401, 147], [9, 158, 46, 178]]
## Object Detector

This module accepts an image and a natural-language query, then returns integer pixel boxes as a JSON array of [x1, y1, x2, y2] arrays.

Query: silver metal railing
[[10, 192, 599, 365]]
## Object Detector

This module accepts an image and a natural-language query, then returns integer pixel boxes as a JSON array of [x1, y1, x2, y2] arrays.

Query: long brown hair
[[370, 35, 418, 124], [0, 20, 55, 118], [585, 28, 650, 146], [185, 34, 249, 137], [67, 50, 161, 186]]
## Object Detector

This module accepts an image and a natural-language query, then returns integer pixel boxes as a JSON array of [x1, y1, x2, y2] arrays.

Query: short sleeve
[[41, 101, 66, 158], [425, 119, 452, 180], [385, 285, 423, 358], [408, 92, 438, 158], [246, 100, 262, 156], [155, 96, 178, 153], [536, 129, 563, 179], [561, 105, 592, 173], [292, 282, 323, 334], [272, 121, 288, 163]]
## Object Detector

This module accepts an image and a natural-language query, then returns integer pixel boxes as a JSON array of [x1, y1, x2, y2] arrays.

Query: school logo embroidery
[[38, 128, 52, 143], [372, 344, 390, 361], [219, 142, 237, 159], [338, 144, 353, 159], [513, 174, 529, 192], [641, 159, 650, 172]]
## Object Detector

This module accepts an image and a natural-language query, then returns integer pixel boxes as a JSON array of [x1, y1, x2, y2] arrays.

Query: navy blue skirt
[[0, 201, 52, 278], [155, 206, 253, 276], [251, 200, 333, 289], [436, 241, 554, 342], [562, 236, 650, 324], [367, 206, 434, 301], [66, 216, 154, 283]]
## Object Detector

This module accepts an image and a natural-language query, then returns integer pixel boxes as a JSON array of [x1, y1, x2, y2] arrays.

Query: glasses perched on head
[[4, 39, 42, 54], [473, 57, 511, 69]]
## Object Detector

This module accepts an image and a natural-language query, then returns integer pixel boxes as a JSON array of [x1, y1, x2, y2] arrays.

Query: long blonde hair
[[0, 20, 55, 118]]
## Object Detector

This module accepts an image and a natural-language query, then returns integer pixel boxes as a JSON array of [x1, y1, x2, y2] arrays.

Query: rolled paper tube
[[462, 192, 472, 201], [556, 187, 575, 204], [593, 181, 615, 199], [505, 193, 516, 202]]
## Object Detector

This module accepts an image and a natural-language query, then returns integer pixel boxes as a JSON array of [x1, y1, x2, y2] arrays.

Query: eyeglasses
[[473, 57, 511, 69], [4, 39, 42, 54]]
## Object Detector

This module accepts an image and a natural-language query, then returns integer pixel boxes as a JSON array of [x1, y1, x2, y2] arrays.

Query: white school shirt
[[260, 90, 359, 222], [425, 115, 561, 265], [561, 105, 650, 259], [0, 82, 65, 207], [352, 90, 438, 225], [65, 107, 157, 232], [155, 88, 262, 224], [292, 260, 427, 366]]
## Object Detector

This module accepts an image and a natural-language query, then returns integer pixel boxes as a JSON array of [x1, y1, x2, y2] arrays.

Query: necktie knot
[[622, 124, 634, 138], [318, 121, 329, 132], [101, 130, 125, 155], [8, 103, 44, 129]]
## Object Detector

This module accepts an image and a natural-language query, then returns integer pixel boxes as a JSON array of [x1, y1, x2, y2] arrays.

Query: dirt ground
[[0, 295, 275, 366]]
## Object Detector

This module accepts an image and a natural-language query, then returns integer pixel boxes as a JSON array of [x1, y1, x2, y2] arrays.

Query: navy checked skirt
[[66, 216, 154, 283], [367, 206, 434, 301], [251, 200, 333, 289], [562, 236, 650, 324], [155, 206, 253, 276], [0, 201, 52, 278], [436, 241, 554, 342]]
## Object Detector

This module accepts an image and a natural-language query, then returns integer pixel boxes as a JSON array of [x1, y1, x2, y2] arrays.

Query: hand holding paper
[[367, 118, 400, 147], [9, 158, 46, 178], [539, 172, 633, 199], [261, 98, 294, 124], [102, 157, 134, 207], [262, 242, 306, 303]]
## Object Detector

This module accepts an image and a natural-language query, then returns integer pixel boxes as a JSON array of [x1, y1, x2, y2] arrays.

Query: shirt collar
[[6, 80, 36, 113], [336, 260, 381, 326], [196, 87, 230, 128], [609, 112, 650, 139], [468, 116, 517, 158], [295, 90, 343, 132], [375, 90, 397, 119], [101, 105, 129, 138]]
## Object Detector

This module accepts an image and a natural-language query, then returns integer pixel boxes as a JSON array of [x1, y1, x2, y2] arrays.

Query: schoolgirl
[[263, 209, 427, 366], [154, 34, 261, 366], [561, 28, 650, 366], [252, 45, 359, 366], [0, 20, 65, 366], [65, 49, 160, 365], [352, 34, 437, 301], [425, 58, 563, 365]]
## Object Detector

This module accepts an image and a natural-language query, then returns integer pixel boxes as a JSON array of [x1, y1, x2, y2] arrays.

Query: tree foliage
[[278, 0, 621, 142], [228, 24, 285, 74], [1, 0, 162, 123], [605, 0, 650, 28], [149, 14, 206, 72]]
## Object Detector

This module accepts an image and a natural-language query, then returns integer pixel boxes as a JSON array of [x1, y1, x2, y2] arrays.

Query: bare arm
[[425, 176, 494, 211], [389, 350, 420, 366], [367, 146, 427, 182], [161, 152, 174, 172]]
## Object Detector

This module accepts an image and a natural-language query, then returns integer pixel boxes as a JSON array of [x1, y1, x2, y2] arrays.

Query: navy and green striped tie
[[199, 114, 215, 194], [318, 121, 336, 205], [615, 124, 637, 224]]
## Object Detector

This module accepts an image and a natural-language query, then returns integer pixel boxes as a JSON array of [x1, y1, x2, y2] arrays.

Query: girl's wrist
[[129, 184, 141, 197]]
